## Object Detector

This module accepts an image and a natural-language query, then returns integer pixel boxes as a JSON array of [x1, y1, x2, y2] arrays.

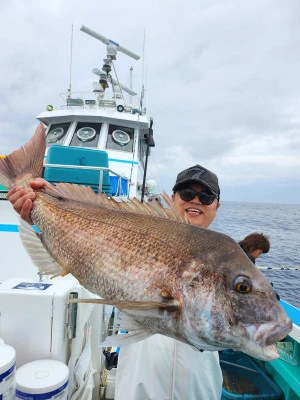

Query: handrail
[[57, 91, 143, 114], [43, 163, 129, 197]]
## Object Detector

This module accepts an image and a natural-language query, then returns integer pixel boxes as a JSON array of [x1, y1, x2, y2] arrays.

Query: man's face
[[172, 183, 220, 228]]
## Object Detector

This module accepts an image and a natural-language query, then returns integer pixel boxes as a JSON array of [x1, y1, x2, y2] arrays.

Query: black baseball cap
[[172, 164, 220, 199]]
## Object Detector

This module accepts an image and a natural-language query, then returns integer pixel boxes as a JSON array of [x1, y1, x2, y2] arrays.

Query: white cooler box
[[0, 277, 79, 367]]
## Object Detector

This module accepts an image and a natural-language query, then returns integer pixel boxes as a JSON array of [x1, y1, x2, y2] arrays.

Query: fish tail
[[0, 124, 46, 189]]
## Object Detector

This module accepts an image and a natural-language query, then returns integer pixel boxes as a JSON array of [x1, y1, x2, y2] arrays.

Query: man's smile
[[185, 208, 203, 215]]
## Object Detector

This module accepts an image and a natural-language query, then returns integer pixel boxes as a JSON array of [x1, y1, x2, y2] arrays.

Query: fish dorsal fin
[[161, 191, 189, 222], [43, 183, 186, 222], [113, 195, 185, 222], [43, 183, 104, 205]]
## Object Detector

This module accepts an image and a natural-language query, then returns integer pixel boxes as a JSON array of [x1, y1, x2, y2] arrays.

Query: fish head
[[180, 232, 293, 361]]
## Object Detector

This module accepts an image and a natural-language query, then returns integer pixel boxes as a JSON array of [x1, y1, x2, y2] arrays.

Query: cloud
[[0, 0, 299, 203]]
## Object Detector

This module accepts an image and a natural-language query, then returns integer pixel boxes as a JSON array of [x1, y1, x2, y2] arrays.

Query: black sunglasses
[[178, 188, 216, 205]]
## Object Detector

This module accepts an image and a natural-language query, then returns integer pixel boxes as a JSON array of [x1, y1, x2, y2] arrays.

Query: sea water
[[210, 201, 300, 308]]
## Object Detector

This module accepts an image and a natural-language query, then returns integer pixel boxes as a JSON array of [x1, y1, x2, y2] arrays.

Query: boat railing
[[43, 163, 129, 197], [58, 92, 145, 115], [0, 185, 7, 199]]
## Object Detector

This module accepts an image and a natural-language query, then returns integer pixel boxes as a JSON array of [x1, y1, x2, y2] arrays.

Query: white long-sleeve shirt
[[115, 334, 223, 400]]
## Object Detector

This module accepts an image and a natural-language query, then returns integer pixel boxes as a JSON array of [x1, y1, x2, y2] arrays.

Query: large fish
[[0, 125, 292, 360]]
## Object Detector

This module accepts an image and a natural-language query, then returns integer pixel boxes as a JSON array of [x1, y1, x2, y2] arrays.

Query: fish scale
[[32, 192, 178, 301]]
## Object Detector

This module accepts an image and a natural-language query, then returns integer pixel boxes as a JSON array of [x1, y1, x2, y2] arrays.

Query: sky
[[1, 0, 300, 204]]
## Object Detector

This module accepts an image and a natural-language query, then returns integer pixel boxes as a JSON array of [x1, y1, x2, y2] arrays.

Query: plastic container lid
[[16, 359, 69, 394], [0, 344, 16, 374]]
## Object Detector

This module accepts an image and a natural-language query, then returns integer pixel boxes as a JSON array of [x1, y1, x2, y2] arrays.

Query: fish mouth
[[265, 318, 293, 346], [234, 342, 279, 361], [254, 317, 293, 346], [239, 316, 293, 360]]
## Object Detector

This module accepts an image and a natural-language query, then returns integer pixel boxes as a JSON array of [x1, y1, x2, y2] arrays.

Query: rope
[[111, 61, 125, 104]]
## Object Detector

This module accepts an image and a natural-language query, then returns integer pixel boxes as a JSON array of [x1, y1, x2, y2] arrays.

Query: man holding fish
[[6, 163, 225, 399], [115, 165, 224, 400], [3, 126, 291, 400]]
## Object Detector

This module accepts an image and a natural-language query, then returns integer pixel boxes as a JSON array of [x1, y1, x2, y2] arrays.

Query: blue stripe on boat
[[280, 300, 300, 326], [108, 158, 138, 165], [0, 224, 19, 232], [0, 224, 39, 233]]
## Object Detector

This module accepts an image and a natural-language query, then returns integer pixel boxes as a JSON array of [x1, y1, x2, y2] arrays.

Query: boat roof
[[37, 108, 149, 128]]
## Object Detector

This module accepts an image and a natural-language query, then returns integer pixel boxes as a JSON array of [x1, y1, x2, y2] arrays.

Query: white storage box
[[0, 278, 78, 367]]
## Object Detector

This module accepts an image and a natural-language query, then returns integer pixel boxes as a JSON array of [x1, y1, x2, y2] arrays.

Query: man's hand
[[6, 178, 50, 224]]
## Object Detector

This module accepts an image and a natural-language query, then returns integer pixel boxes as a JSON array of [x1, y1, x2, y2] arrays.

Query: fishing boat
[[0, 25, 299, 400]]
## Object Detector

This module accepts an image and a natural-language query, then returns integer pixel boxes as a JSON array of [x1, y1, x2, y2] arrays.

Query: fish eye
[[233, 276, 252, 294]]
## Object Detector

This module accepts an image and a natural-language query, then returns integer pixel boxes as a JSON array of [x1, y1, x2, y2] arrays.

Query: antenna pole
[[142, 30, 145, 89], [140, 30, 146, 111], [68, 25, 74, 97], [130, 66, 133, 103]]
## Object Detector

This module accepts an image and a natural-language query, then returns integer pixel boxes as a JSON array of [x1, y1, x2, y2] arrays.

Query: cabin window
[[69, 122, 102, 148], [46, 123, 71, 147], [106, 124, 134, 152]]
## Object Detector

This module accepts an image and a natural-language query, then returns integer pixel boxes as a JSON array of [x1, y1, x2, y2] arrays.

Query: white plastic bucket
[[0, 343, 16, 400], [16, 359, 69, 400]]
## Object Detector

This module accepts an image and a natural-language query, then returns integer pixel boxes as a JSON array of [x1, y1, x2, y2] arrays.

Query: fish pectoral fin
[[101, 311, 154, 347], [101, 330, 153, 348], [67, 298, 179, 311], [67, 298, 179, 320], [18, 218, 65, 277]]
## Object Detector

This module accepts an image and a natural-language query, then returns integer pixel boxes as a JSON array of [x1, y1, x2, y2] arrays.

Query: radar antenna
[[80, 25, 140, 60], [81, 24, 140, 104]]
